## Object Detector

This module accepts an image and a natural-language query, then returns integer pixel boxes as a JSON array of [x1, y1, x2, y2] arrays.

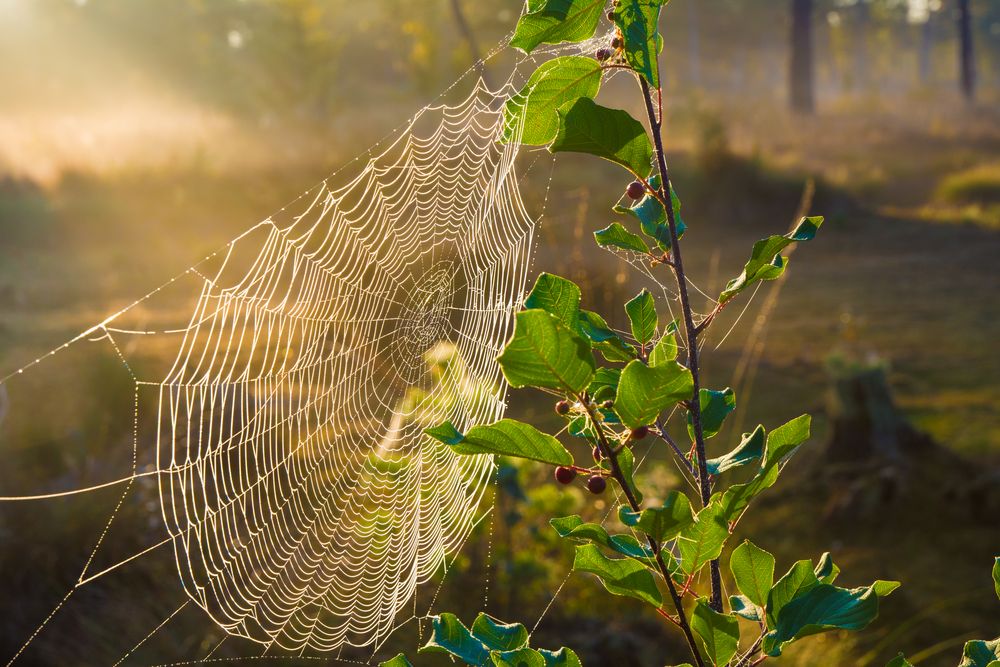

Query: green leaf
[[612, 0, 664, 87], [763, 584, 884, 657], [491, 648, 547, 667], [551, 515, 653, 561], [647, 329, 678, 366], [503, 56, 603, 145], [730, 540, 776, 607], [511, 0, 605, 53], [613, 445, 643, 504], [525, 273, 582, 328], [551, 97, 653, 178], [419, 613, 490, 666], [498, 309, 595, 393], [730, 595, 763, 622], [618, 490, 693, 542], [814, 552, 841, 584], [424, 421, 464, 446], [578, 310, 637, 362], [379, 654, 413, 667], [613, 175, 686, 251], [765, 559, 819, 629], [537, 647, 583, 667], [614, 359, 693, 428], [594, 222, 650, 254], [688, 387, 735, 440], [625, 289, 657, 345], [472, 614, 529, 652], [573, 543, 663, 607], [677, 501, 729, 575], [691, 597, 740, 667], [706, 425, 765, 475], [719, 216, 824, 304], [717, 415, 812, 521], [993, 557, 1000, 601], [427, 419, 573, 467], [885, 653, 914, 667], [959, 638, 1000, 667], [587, 367, 621, 403]]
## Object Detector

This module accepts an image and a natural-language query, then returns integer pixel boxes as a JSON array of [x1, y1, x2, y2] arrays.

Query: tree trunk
[[789, 0, 816, 114], [919, 15, 933, 85], [957, 0, 975, 102]]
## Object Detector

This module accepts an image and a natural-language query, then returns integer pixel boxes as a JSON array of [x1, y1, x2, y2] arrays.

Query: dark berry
[[595, 47, 612, 62], [555, 466, 577, 484], [587, 475, 607, 494], [555, 400, 571, 415], [607, 10, 616, 21], [601, 399, 614, 409], [611, 36, 623, 49], [592, 445, 603, 462], [626, 180, 645, 200], [630, 425, 650, 440]]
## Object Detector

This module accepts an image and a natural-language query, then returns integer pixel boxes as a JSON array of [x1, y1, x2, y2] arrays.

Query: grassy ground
[[0, 95, 997, 665]]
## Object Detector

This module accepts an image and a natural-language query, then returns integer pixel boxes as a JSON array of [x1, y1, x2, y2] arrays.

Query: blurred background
[[0, 0, 997, 665]]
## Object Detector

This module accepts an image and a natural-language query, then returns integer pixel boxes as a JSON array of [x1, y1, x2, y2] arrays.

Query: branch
[[578, 397, 705, 667], [637, 75, 724, 613]]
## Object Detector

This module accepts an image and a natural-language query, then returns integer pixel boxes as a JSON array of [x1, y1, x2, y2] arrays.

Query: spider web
[[0, 36, 566, 662], [0, 21, 746, 665]]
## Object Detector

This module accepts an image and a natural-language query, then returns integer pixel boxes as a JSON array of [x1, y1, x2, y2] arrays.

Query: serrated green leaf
[[763, 583, 883, 657], [765, 560, 819, 629], [511, 0, 605, 53], [614, 359, 693, 428], [813, 552, 841, 584], [613, 175, 687, 251], [719, 216, 824, 304], [419, 613, 490, 666], [730, 540, 776, 608], [625, 289, 657, 344], [678, 501, 729, 575], [499, 309, 595, 393], [885, 653, 914, 667], [689, 387, 735, 440], [578, 309, 638, 362], [491, 647, 546, 667], [551, 97, 653, 177], [594, 222, 650, 254], [618, 490, 693, 542], [525, 273, 582, 328], [537, 647, 583, 667], [993, 557, 1000, 601], [503, 56, 603, 145], [706, 425, 765, 475], [427, 419, 573, 467], [960, 638, 1000, 667], [730, 594, 764, 621], [573, 544, 663, 607], [379, 653, 413, 667], [692, 597, 740, 667], [472, 614, 529, 652], [647, 329, 678, 366]]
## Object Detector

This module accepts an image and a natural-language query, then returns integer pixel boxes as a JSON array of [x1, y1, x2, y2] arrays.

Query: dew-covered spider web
[[0, 21, 762, 665]]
